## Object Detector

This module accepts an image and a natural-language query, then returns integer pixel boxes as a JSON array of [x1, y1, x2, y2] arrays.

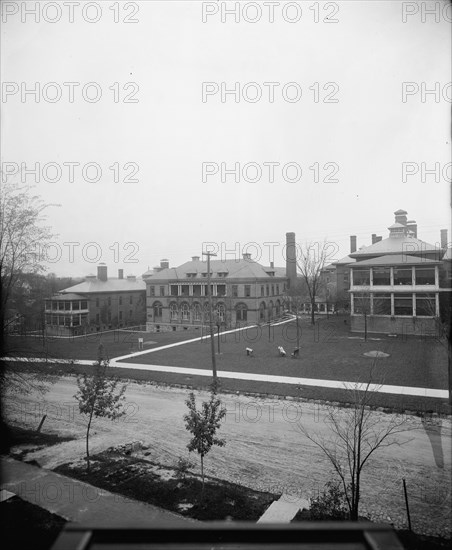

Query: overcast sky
[[2, 0, 451, 277]]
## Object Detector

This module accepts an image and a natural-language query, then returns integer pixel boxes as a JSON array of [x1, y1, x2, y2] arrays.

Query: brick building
[[142, 233, 299, 331], [45, 264, 146, 336]]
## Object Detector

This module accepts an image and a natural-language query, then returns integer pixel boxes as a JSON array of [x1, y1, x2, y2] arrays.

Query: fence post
[[402, 478, 412, 532]]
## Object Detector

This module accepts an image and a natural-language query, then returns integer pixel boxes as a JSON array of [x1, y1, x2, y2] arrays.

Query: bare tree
[[298, 363, 412, 520], [296, 241, 330, 325], [1, 180, 58, 395]]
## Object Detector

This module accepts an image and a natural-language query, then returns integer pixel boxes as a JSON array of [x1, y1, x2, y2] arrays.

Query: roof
[[49, 293, 87, 301], [142, 259, 288, 281], [60, 278, 146, 294], [394, 209, 408, 215], [351, 254, 440, 267], [350, 235, 439, 258]]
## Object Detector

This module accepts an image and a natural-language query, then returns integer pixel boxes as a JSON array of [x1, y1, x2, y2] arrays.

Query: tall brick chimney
[[97, 263, 107, 282], [118, 269, 124, 279], [286, 232, 297, 289], [160, 259, 169, 269], [441, 229, 448, 249], [350, 236, 357, 254]]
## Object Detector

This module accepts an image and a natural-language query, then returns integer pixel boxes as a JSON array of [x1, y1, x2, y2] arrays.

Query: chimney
[[371, 234, 377, 244], [270, 261, 274, 268], [286, 232, 297, 289], [242, 253, 252, 261], [160, 259, 169, 269], [192, 256, 200, 262], [406, 220, 417, 238], [97, 263, 108, 282], [350, 236, 357, 254], [394, 209, 408, 225], [118, 269, 124, 279], [441, 229, 448, 249]]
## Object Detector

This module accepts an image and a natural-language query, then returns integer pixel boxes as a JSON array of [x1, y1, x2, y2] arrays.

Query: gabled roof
[[351, 254, 440, 267], [142, 259, 287, 281], [350, 235, 438, 258], [61, 278, 146, 294]]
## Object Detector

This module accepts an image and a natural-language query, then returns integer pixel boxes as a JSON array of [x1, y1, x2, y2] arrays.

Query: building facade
[[45, 264, 146, 336], [142, 238, 298, 332], [349, 209, 447, 335]]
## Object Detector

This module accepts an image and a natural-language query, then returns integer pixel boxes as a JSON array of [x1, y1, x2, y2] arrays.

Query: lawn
[[5, 327, 201, 361], [121, 317, 448, 391]]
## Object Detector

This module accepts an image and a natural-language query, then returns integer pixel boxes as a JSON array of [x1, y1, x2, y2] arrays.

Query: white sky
[[1, 0, 451, 277]]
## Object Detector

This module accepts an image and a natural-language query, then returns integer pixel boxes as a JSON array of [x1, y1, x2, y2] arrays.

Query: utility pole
[[202, 250, 217, 381]]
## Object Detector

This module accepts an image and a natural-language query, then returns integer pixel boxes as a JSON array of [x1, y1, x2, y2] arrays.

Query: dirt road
[[4, 376, 451, 537]]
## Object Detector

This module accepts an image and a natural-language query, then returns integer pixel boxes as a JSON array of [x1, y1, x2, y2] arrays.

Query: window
[[276, 285, 279, 295], [216, 303, 225, 323], [52, 302, 57, 310], [415, 267, 435, 285], [149, 286, 155, 297], [271, 285, 275, 296], [130, 295, 133, 304], [64, 302, 71, 310], [160, 286, 165, 297], [244, 285, 251, 297], [193, 303, 202, 322], [372, 267, 390, 286], [81, 301, 87, 310], [259, 302, 266, 320], [153, 302, 163, 318], [353, 292, 371, 315], [232, 285, 238, 298], [353, 268, 370, 286], [119, 296, 123, 306], [108, 297, 111, 306], [181, 303, 190, 321], [119, 311, 123, 320], [416, 293, 436, 316], [217, 284, 226, 297], [181, 285, 189, 296], [73, 301, 80, 310], [373, 293, 391, 315], [261, 285, 264, 297], [170, 303, 178, 320], [193, 285, 201, 297], [170, 285, 179, 296], [64, 316, 71, 327], [394, 293, 413, 316], [96, 298, 100, 308], [236, 304, 247, 322], [266, 285, 269, 296], [394, 267, 412, 286]]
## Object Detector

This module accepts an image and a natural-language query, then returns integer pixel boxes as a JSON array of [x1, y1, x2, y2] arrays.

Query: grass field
[[121, 317, 448, 391]]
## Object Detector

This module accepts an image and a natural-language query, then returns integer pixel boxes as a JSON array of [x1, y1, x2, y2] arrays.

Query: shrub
[[310, 481, 348, 520]]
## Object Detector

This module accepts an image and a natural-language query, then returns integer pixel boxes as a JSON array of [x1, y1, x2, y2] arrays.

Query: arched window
[[170, 302, 178, 320], [276, 300, 281, 316], [236, 303, 248, 322], [259, 302, 266, 321], [216, 303, 225, 323], [181, 302, 190, 321], [193, 302, 202, 322], [203, 302, 210, 322]]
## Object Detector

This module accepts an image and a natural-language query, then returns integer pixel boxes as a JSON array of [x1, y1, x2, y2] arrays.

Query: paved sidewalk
[[1, 457, 191, 526]]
